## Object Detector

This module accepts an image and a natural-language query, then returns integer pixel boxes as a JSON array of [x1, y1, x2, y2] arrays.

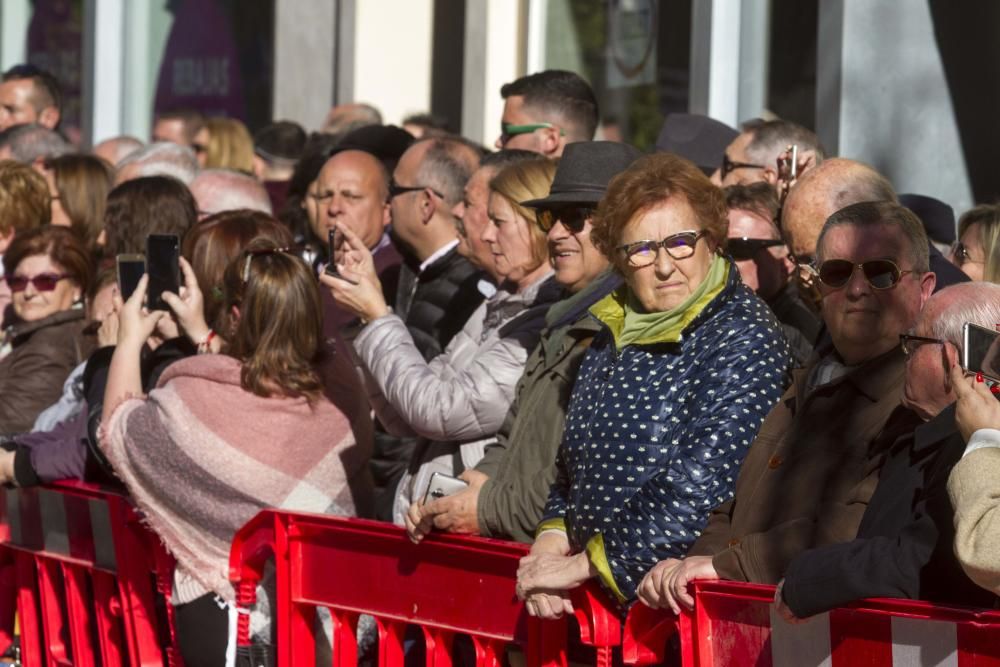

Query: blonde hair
[[958, 205, 1000, 283], [203, 117, 255, 174], [0, 160, 50, 236], [489, 157, 556, 268]]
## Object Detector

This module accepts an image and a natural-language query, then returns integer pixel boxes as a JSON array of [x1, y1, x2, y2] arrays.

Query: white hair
[[927, 282, 1000, 348], [115, 141, 198, 184], [190, 168, 272, 217], [93, 135, 143, 165]]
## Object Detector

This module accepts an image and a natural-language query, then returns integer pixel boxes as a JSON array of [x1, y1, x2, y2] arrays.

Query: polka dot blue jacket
[[541, 267, 792, 602]]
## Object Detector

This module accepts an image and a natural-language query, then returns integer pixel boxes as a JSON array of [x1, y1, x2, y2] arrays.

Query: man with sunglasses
[[406, 141, 640, 543], [639, 200, 938, 613], [495, 70, 598, 157], [777, 282, 1000, 620], [724, 183, 821, 365], [711, 119, 824, 189]]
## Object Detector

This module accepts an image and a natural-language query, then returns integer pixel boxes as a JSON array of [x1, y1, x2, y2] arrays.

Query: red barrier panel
[[622, 580, 1000, 667], [229, 511, 623, 666], [0, 481, 181, 667]]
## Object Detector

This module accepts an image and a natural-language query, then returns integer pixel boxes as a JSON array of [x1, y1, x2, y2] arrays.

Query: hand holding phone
[[324, 228, 358, 285], [116, 254, 145, 302], [423, 472, 469, 504], [963, 323, 1000, 381]]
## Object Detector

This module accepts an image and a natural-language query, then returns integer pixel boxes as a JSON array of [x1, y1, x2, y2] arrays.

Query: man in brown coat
[[638, 200, 937, 614]]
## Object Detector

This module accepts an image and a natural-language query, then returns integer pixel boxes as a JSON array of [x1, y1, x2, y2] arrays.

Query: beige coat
[[947, 443, 1000, 595]]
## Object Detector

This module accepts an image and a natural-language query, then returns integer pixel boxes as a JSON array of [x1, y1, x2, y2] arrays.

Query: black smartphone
[[963, 323, 1000, 381], [116, 254, 146, 302], [324, 228, 357, 284], [146, 234, 180, 311]]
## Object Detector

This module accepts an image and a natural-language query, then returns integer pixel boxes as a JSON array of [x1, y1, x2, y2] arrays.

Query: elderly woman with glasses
[[515, 153, 791, 615], [0, 226, 93, 435]]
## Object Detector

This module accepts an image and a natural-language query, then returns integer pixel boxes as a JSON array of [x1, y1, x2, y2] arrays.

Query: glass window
[[26, 0, 85, 143], [767, 0, 817, 129], [539, 0, 691, 149]]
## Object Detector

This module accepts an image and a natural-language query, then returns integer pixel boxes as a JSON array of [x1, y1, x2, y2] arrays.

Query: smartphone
[[963, 322, 1000, 381], [145, 234, 180, 311], [423, 472, 469, 504], [116, 254, 146, 302], [778, 144, 799, 181], [323, 228, 358, 284]]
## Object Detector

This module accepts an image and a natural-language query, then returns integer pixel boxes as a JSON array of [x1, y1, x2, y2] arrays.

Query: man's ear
[[919, 271, 937, 307], [37, 106, 59, 131], [762, 167, 779, 186], [541, 126, 562, 157], [421, 189, 438, 224], [381, 202, 391, 229]]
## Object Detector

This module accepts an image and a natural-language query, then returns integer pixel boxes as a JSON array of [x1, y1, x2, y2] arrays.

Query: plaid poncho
[[100, 353, 365, 601]]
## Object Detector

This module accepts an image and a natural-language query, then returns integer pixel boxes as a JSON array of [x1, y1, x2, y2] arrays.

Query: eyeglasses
[[388, 179, 445, 200], [619, 230, 706, 268], [899, 333, 948, 358], [720, 154, 766, 180], [727, 237, 785, 261], [537, 206, 594, 233], [241, 246, 296, 284], [498, 122, 565, 146], [191, 142, 207, 155], [817, 258, 913, 290], [950, 241, 984, 266], [6, 273, 71, 292]]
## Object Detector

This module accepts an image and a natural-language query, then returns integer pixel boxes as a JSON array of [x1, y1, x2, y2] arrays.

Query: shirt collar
[[418, 239, 460, 274]]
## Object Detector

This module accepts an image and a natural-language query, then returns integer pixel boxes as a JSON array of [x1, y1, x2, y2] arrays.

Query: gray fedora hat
[[521, 141, 643, 208], [654, 113, 738, 175]]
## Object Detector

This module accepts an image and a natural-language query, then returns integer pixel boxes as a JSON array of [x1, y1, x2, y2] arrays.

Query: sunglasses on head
[[817, 258, 913, 290], [6, 273, 70, 292], [727, 237, 785, 261], [537, 206, 594, 233], [720, 154, 766, 180], [498, 122, 565, 146]]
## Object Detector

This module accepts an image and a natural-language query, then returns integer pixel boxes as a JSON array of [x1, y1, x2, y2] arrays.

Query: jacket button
[[728, 538, 740, 547], [767, 455, 783, 469]]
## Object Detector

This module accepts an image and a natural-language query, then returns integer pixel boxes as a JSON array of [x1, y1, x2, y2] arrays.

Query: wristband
[[197, 329, 216, 354]]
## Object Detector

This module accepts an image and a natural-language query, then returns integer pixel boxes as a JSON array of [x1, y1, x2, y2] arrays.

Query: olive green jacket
[[474, 272, 620, 542]]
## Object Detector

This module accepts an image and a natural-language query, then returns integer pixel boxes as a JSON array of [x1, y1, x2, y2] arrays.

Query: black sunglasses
[[720, 154, 766, 180], [388, 179, 444, 200], [899, 333, 948, 358], [537, 206, 594, 233], [817, 258, 913, 290], [727, 237, 785, 261]]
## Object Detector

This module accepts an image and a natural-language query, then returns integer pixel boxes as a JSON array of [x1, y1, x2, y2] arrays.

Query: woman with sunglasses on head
[[98, 241, 370, 665], [515, 153, 791, 616], [0, 226, 93, 435], [323, 157, 562, 526], [949, 204, 1000, 282]]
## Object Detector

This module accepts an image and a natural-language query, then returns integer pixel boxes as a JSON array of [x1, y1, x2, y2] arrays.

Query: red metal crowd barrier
[[0, 481, 181, 667], [228, 510, 623, 667], [623, 580, 1000, 667]]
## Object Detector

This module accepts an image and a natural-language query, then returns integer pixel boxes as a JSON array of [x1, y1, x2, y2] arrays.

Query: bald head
[[781, 157, 897, 261], [190, 168, 272, 220], [93, 135, 143, 166]]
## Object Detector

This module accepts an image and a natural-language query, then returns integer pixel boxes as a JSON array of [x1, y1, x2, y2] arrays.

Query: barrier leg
[[526, 615, 567, 667], [422, 626, 454, 667], [61, 563, 96, 667], [15, 553, 41, 667], [376, 618, 406, 667], [329, 609, 359, 666], [36, 558, 70, 664], [92, 570, 126, 667], [0, 552, 18, 653], [470, 636, 505, 667]]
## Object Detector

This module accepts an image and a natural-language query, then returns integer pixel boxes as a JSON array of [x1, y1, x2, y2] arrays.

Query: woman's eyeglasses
[[6, 273, 70, 292], [537, 206, 594, 233], [950, 241, 983, 266], [726, 237, 785, 261], [618, 230, 706, 268], [817, 258, 912, 290]]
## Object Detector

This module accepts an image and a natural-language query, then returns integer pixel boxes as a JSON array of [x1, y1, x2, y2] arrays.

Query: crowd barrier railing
[[622, 580, 1000, 667], [228, 510, 622, 667], [0, 480, 180, 667]]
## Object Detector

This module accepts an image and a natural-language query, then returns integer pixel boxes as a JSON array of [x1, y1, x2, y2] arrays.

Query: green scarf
[[590, 254, 729, 350]]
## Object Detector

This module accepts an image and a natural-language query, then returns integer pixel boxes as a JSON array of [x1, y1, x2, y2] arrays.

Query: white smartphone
[[423, 472, 469, 503], [963, 322, 1000, 381]]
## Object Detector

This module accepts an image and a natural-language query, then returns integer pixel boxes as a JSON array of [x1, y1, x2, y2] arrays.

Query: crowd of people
[[0, 61, 999, 663]]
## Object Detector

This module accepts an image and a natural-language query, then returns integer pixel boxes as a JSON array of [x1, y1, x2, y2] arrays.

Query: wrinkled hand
[[161, 257, 210, 343], [524, 589, 574, 620], [319, 222, 388, 323], [405, 470, 488, 543], [516, 551, 593, 600], [116, 275, 165, 349], [774, 145, 819, 200], [773, 579, 808, 625], [637, 558, 683, 609], [951, 364, 1000, 443], [640, 556, 718, 614]]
